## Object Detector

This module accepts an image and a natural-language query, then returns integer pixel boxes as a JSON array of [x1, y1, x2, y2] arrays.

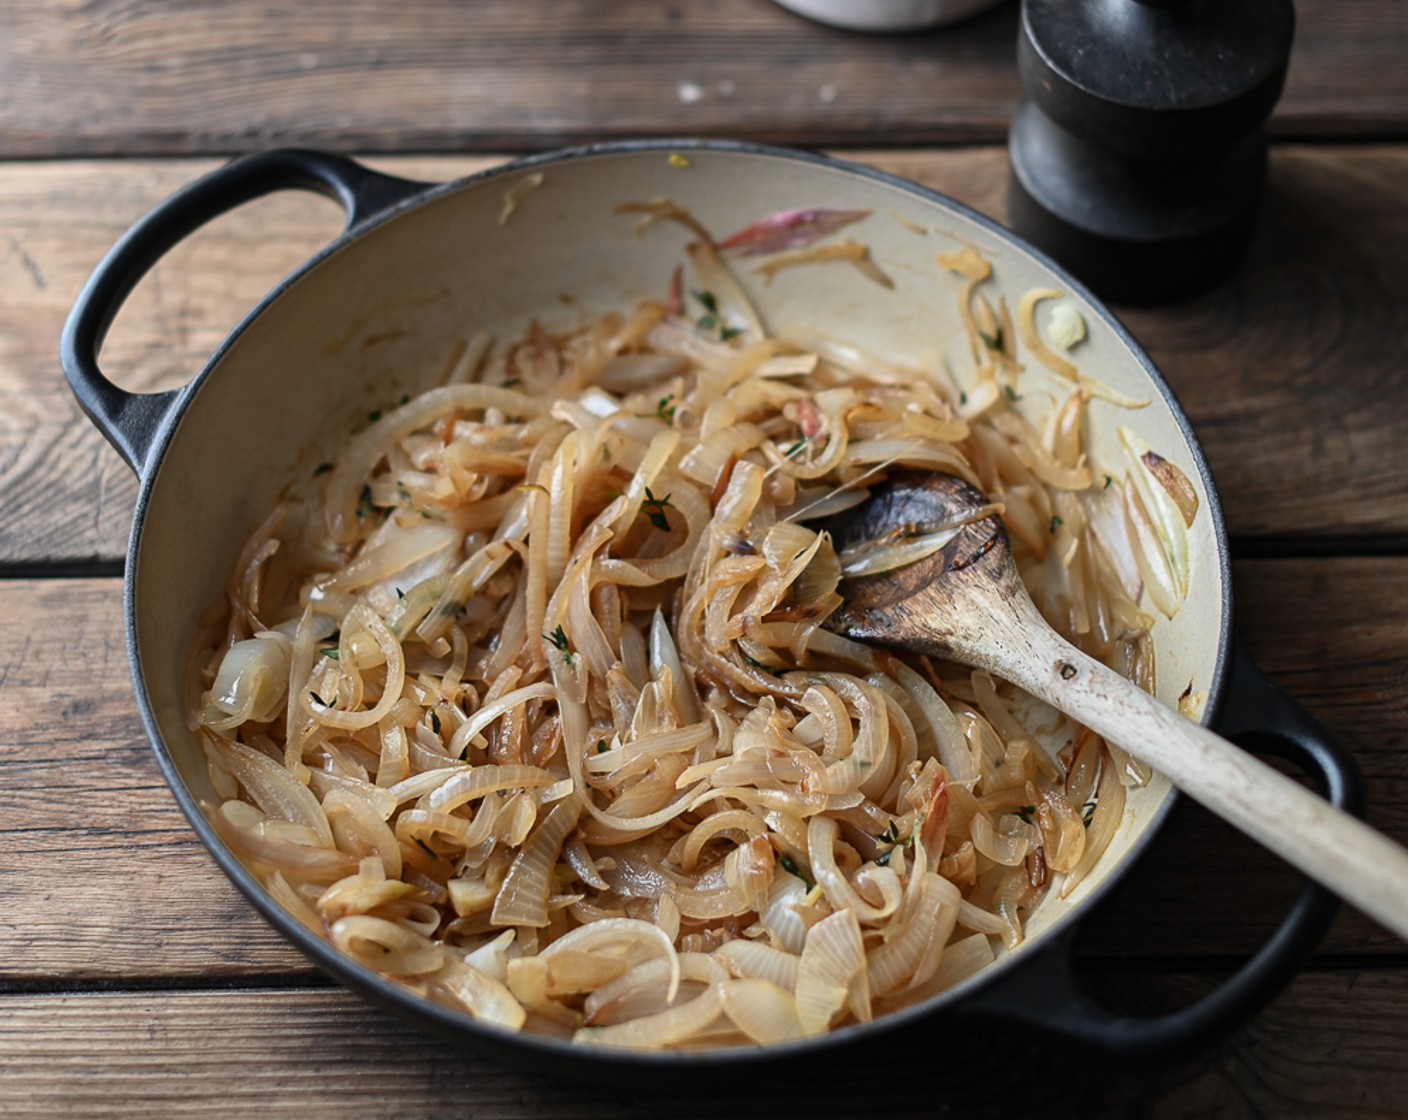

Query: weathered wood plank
[[0, 579, 306, 977], [3, 0, 1405, 158], [1, 970, 1404, 1118], [4, 146, 1408, 565], [2, 560, 1404, 978]]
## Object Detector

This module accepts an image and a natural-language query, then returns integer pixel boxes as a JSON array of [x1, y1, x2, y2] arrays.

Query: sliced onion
[[1015, 288, 1078, 380], [490, 797, 582, 929], [585, 721, 712, 777], [807, 816, 899, 923], [309, 770, 398, 822], [582, 957, 673, 1024], [671, 834, 774, 920], [446, 876, 499, 918], [956, 900, 1007, 937], [318, 523, 462, 595], [719, 978, 807, 1044], [322, 786, 402, 879], [1120, 426, 1193, 610], [427, 765, 563, 812], [760, 866, 812, 955], [542, 919, 681, 1003], [677, 809, 767, 872], [649, 607, 700, 723], [206, 634, 291, 729], [326, 385, 546, 544], [714, 940, 800, 992], [750, 239, 893, 290], [686, 240, 765, 343], [209, 734, 333, 848], [329, 915, 445, 976], [866, 874, 960, 996], [445, 683, 556, 759], [265, 870, 323, 933], [462, 929, 515, 981], [719, 208, 871, 256], [882, 932, 996, 1011], [541, 950, 630, 996], [1124, 480, 1183, 619], [207, 800, 358, 884], [1061, 745, 1128, 898], [317, 863, 416, 920], [969, 811, 1029, 867], [303, 605, 405, 731], [795, 908, 869, 1036], [574, 984, 723, 1049], [434, 957, 527, 1030]]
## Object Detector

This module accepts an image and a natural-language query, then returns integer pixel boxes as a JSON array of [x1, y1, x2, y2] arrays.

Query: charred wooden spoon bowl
[[824, 471, 1408, 943]]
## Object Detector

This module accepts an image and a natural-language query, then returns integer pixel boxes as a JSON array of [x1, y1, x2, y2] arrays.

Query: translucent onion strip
[[491, 798, 583, 928]]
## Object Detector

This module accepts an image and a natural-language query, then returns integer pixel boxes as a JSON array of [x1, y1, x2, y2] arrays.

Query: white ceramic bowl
[[772, 0, 1007, 32]]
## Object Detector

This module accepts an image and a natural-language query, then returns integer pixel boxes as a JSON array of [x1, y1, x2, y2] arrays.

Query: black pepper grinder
[[1007, 0, 1295, 305]]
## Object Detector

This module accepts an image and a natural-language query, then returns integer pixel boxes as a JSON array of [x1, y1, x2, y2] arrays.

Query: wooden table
[[3, 2, 1406, 1115]]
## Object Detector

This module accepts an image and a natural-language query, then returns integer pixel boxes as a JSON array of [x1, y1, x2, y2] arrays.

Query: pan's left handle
[[60, 149, 429, 475]]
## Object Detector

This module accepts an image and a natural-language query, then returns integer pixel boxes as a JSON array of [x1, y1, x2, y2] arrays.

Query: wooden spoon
[[823, 470, 1408, 943]]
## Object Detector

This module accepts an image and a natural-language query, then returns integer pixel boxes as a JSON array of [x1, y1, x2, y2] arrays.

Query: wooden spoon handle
[[982, 602, 1408, 944]]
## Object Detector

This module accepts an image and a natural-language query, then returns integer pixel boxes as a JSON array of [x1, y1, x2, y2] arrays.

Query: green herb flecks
[[544, 624, 573, 663], [692, 289, 744, 342], [1003, 384, 1022, 403], [655, 393, 677, 424], [742, 653, 782, 677], [319, 647, 340, 660], [777, 853, 814, 889], [434, 599, 466, 624], [642, 486, 673, 532], [1015, 804, 1037, 824], [1050, 515, 1064, 534], [1082, 800, 1096, 827], [978, 326, 1004, 353]]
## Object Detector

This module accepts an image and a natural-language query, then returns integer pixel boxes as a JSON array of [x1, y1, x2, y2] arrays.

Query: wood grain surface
[[5, 145, 1408, 566], [3, 0, 1405, 157], [2, 972, 1405, 1119]]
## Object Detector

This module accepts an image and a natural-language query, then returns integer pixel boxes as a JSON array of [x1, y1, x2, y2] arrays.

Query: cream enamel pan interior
[[66, 141, 1356, 1068]]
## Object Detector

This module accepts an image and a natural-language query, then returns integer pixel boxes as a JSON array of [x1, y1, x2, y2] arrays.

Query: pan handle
[[60, 149, 429, 475], [964, 640, 1363, 1063]]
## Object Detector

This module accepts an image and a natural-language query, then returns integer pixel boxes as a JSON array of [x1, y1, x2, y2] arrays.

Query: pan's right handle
[[60, 148, 430, 475], [964, 641, 1365, 1063]]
